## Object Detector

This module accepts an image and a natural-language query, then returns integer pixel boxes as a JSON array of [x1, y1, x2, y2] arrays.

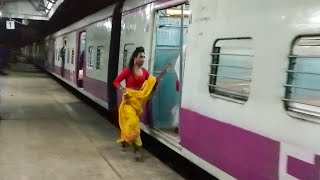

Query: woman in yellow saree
[[113, 47, 169, 161]]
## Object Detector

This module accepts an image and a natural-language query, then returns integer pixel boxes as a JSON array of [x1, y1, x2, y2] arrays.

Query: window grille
[[209, 38, 253, 102], [284, 36, 320, 117]]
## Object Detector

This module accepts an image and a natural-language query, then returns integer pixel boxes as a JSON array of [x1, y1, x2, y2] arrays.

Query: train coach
[[23, 0, 320, 179]]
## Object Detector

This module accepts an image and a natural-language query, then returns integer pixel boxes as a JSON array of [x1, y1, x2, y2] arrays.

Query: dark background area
[[0, 0, 118, 47]]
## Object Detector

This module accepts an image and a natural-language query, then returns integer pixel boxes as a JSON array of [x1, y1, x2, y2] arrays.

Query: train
[[22, 0, 320, 179]]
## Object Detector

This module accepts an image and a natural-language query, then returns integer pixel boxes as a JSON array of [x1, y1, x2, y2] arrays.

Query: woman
[[113, 46, 169, 161]]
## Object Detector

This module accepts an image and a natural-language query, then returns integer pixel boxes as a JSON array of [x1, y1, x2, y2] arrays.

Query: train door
[[61, 37, 67, 77], [151, 3, 190, 140], [54, 40, 57, 71], [107, 0, 125, 123], [51, 40, 55, 71], [76, 31, 86, 88]]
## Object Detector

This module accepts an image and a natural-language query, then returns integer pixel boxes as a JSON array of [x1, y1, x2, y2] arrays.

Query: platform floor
[[0, 62, 183, 180]]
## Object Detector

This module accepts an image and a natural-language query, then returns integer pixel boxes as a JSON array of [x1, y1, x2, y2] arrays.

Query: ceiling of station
[[0, 0, 62, 20], [0, 0, 118, 47]]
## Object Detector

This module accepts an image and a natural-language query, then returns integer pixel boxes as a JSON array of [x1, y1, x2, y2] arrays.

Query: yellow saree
[[117, 75, 157, 147]]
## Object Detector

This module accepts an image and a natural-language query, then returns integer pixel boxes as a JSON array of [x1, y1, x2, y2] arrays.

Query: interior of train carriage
[[76, 31, 86, 88], [150, 3, 190, 142]]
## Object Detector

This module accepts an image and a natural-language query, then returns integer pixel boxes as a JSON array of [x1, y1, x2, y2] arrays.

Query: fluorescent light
[[166, 9, 190, 16], [47, 2, 53, 10]]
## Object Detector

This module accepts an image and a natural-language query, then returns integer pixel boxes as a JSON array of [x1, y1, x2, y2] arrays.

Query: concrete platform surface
[[0, 62, 184, 180]]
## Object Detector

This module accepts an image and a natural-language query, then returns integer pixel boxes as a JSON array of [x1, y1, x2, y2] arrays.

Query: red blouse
[[113, 67, 150, 90]]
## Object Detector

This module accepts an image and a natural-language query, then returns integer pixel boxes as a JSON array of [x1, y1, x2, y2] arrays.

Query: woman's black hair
[[128, 46, 145, 73]]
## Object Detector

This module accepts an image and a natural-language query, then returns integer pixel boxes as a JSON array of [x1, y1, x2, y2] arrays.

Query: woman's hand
[[119, 87, 129, 99], [120, 87, 126, 94], [158, 63, 171, 80], [164, 63, 171, 72]]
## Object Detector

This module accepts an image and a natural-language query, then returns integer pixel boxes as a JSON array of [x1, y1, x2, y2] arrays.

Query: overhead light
[[22, 19, 29, 25], [47, 2, 53, 10], [0, 11, 2, 17], [165, 9, 190, 16]]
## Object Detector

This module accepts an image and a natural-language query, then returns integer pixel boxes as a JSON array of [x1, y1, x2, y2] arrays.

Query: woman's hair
[[128, 46, 145, 73]]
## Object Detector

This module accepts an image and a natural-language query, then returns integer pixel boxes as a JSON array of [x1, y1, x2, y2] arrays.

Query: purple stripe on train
[[83, 76, 108, 102], [180, 108, 280, 180], [63, 69, 71, 81], [53, 65, 61, 75], [53, 65, 71, 82], [54, 66, 108, 102], [287, 156, 320, 179]]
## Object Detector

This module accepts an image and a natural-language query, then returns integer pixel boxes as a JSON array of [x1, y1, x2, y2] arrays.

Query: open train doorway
[[76, 31, 86, 88], [151, 3, 190, 142], [52, 40, 56, 72]]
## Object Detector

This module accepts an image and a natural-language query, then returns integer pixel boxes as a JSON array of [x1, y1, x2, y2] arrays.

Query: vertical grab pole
[[179, 4, 184, 104], [175, 4, 184, 133]]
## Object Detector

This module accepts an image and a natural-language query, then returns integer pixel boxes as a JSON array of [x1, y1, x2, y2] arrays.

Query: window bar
[[211, 53, 254, 57], [286, 70, 320, 76], [210, 64, 252, 69], [282, 98, 320, 108], [289, 55, 320, 59], [209, 74, 251, 81], [284, 84, 320, 92], [208, 84, 249, 94]]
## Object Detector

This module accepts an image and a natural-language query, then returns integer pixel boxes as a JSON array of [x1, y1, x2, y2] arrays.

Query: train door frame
[[61, 37, 67, 77], [149, 2, 189, 138], [76, 30, 86, 88], [52, 39, 56, 72], [107, 0, 125, 121]]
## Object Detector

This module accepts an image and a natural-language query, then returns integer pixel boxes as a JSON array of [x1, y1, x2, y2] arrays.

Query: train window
[[96, 46, 104, 70], [56, 49, 58, 61], [88, 46, 94, 68], [67, 48, 70, 63], [209, 38, 253, 102], [284, 36, 320, 118], [71, 48, 75, 64]]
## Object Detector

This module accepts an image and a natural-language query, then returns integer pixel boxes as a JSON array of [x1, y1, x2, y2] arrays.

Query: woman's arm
[[151, 64, 171, 92], [113, 68, 129, 94], [157, 64, 171, 80]]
